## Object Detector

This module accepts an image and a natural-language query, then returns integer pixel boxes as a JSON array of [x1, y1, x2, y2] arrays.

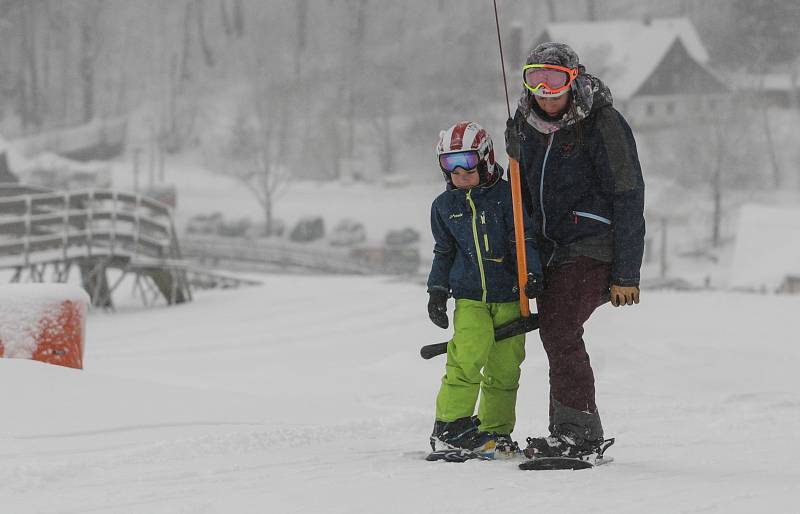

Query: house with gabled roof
[[534, 17, 731, 128]]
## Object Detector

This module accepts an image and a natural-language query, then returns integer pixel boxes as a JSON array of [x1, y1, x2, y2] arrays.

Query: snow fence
[[0, 284, 89, 369]]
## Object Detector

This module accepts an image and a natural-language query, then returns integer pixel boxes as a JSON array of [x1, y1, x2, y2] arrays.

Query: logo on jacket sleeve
[[449, 213, 464, 220]]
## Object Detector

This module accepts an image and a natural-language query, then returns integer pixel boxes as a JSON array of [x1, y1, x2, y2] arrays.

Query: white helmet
[[435, 121, 498, 187]]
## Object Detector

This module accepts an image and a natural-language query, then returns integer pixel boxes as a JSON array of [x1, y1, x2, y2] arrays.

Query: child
[[427, 121, 543, 459]]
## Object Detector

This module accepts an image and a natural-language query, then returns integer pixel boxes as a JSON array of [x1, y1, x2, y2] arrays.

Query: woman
[[505, 42, 645, 458]]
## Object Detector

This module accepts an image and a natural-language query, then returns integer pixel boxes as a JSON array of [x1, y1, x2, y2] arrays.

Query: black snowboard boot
[[494, 434, 521, 458], [523, 426, 603, 459], [430, 416, 496, 457]]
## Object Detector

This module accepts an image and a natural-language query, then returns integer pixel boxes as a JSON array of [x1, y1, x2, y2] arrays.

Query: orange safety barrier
[[0, 286, 87, 370]]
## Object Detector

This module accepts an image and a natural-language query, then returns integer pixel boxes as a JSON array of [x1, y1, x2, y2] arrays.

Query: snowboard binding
[[518, 437, 615, 471]]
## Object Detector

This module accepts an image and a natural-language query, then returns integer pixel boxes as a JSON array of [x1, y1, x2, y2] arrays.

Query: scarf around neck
[[518, 73, 613, 134]]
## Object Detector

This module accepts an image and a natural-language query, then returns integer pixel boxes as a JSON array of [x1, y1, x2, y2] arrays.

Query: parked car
[[385, 227, 420, 247], [218, 217, 252, 238], [186, 212, 223, 235], [250, 218, 287, 238], [329, 219, 366, 247], [289, 216, 325, 242]]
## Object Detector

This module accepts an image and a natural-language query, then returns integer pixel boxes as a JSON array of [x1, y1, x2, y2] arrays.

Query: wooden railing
[[182, 235, 421, 275], [0, 184, 264, 307], [0, 187, 181, 268]]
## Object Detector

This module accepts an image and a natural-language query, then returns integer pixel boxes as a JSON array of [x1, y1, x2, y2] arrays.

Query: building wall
[[618, 93, 733, 129], [637, 40, 728, 96]]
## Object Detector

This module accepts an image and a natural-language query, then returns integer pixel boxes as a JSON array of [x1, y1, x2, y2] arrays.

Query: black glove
[[524, 273, 544, 299], [505, 117, 521, 162], [427, 290, 449, 329]]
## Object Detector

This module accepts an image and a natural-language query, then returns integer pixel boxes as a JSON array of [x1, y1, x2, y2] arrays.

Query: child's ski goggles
[[439, 150, 480, 173], [522, 64, 579, 96]]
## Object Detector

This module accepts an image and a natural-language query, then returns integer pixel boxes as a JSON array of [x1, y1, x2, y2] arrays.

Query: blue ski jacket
[[427, 169, 543, 303], [513, 86, 645, 287]]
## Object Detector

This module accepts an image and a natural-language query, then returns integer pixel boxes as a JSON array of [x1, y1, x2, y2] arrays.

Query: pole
[[660, 217, 668, 279], [493, 0, 530, 316], [509, 160, 530, 316], [493, 0, 511, 118], [132, 148, 141, 193]]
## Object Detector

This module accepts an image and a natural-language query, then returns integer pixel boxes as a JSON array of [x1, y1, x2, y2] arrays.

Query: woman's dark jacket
[[513, 85, 645, 287]]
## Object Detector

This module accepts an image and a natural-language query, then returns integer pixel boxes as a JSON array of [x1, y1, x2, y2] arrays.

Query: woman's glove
[[427, 290, 449, 329], [524, 273, 544, 299], [610, 284, 640, 307], [505, 117, 521, 162]]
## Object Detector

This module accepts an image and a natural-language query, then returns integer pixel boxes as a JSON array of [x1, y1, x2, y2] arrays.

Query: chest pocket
[[447, 210, 470, 244], [553, 128, 603, 196], [554, 129, 583, 160]]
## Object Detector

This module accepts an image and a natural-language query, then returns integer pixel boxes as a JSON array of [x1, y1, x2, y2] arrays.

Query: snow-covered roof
[[729, 204, 800, 292], [648, 18, 709, 63], [538, 17, 710, 100]]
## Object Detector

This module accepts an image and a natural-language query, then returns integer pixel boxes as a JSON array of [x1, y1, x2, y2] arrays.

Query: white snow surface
[[0, 277, 798, 513], [0, 284, 90, 303], [728, 203, 800, 292], [0, 284, 88, 359]]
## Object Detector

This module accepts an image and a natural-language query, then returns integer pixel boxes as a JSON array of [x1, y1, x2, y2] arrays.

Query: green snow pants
[[435, 299, 526, 435]]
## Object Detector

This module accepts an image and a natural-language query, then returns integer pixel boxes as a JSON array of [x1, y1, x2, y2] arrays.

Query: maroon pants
[[536, 256, 610, 415]]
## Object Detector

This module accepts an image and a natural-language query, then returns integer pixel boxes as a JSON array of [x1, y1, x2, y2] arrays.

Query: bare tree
[[219, 0, 233, 37], [371, 93, 395, 176], [677, 110, 758, 248], [213, 12, 296, 234], [586, 0, 597, 21], [195, 0, 216, 68], [758, 98, 781, 188], [733, 0, 800, 188], [343, 0, 368, 175], [363, 61, 405, 177], [19, 0, 43, 130], [790, 58, 800, 111], [294, 0, 308, 78], [232, 0, 244, 37], [179, 0, 195, 87], [79, 0, 103, 123], [218, 88, 292, 235], [546, 0, 557, 22]]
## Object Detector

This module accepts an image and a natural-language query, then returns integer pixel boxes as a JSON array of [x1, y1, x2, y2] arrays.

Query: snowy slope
[[728, 203, 800, 292], [1, 276, 799, 513]]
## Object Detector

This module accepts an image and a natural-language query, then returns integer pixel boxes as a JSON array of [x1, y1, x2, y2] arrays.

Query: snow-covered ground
[[1, 276, 798, 513]]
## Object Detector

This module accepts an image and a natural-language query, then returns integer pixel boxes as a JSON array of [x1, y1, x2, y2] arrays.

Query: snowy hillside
[[1, 275, 798, 513]]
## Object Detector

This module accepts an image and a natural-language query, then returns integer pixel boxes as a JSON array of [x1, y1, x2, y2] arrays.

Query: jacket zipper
[[572, 211, 612, 225], [539, 133, 555, 243], [467, 190, 488, 303], [540, 133, 557, 266], [480, 211, 490, 252]]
